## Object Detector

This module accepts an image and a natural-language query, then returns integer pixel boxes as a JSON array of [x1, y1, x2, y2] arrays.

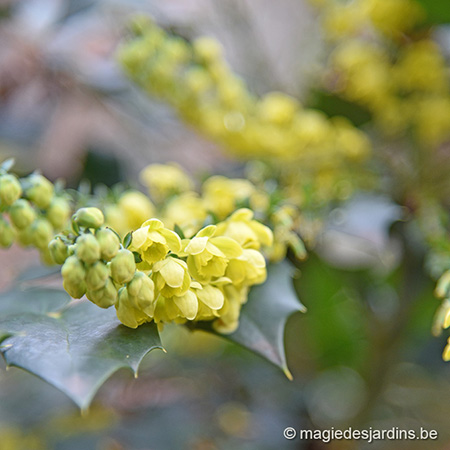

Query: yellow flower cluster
[[106, 163, 305, 263], [0, 165, 71, 263], [118, 17, 371, 204], [59, 203, 272, 333], [316, 0, 450, 147]]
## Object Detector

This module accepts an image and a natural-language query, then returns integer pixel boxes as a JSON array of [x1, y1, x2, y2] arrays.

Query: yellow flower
[[162, 192, 208, 237], [444, 337, 450, 362], [126, 271, 156, 315], [116, 287, 152, 328], [140, 163, 193, 202], [202, 176, 255, 219], [117, 191, 155, 230], [129, 219, 181, 266], [215, 208, 273, 250], [152, 256, 191, 298], [181, 225, 242, 282], [213, 284, 248, 334], [225, 249, 267, 287]]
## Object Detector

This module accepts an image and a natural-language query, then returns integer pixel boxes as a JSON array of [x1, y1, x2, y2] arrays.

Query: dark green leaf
[[133, 251, 143, 263], [191, 261, 305, 378], [0, 288, 163, 410]]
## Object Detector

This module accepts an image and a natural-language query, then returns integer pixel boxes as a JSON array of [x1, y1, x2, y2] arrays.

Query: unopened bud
[[86, 278, 118, 309], [110, 249, 136, 284], [73, 207, 104, 229], [127, 271, 155, 313], [0, 217, 14, 248], [0, 174, 22, 206], [63, 279, 87, 299], [9, 199, 36, 230], [96, 228, 120, 261], [48, 237, 68, 265], [86, 261, 109, 291], [61, 255, 86, 284], [47, 197, 71, 230], [16, 226, 33, 247], [24, 174, 54, 209], [30, 218, 54, 250], [75, 234, 101, 264]]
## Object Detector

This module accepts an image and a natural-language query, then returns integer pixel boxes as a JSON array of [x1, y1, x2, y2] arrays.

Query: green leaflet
[[0, 287, 163, 410], [190, 261, 305, 378]]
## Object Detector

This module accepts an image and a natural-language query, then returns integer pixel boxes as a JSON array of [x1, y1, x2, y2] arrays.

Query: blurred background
[[1, 0, 450, 449]]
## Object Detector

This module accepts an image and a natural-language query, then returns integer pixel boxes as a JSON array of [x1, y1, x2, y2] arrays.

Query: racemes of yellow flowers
[[62, 205, 272, 334]]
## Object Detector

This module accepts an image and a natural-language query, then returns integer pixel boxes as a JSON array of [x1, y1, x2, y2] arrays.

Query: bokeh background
[[1, 0, 450, 449]]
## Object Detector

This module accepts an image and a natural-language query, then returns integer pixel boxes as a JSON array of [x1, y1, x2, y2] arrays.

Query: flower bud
[[63, 279, 87, 299], [73, 207, 104, 229], [110, 249, 136, 284], [48, 237, 68, 264], [75, 234, 101, 264], [85, 261, 109, 291], [127, 271, 155, 313], [30, 218, 54, 250], [0, 174, 22, 206], [86, 278, 118, 308], [24, 174, 54, 209], [61, 255, 86, 284], [16, 226, 33, 247], [47, 197, 71, 230], [9, 199, 36, 230], [96, 228, 120, 261], [115, 287, 149, 328], [0, 217, 14, 248]]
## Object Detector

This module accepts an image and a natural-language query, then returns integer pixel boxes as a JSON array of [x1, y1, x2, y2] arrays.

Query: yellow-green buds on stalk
[[48, 237, 69, 264], [61, 256, 87, 298], [125, 271, 155, 314], [24, 174, 54, 209], [0, 174, 22, 206], [0, 217, 14, 248], [73, 207, 104, 229], [96, 228, 120, 261], [86, 262, 109, 291], [30, 218, 54, 251], [110, 249, 136, 284], [116, 287, 150, 328], [75, 234, 101, 264], [9, 199, 36, 230], [86, 278, 118, 309], [47, 197, 71, 230]]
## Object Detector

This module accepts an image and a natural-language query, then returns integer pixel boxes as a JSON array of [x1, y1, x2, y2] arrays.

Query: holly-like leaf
[[191, 261, 305, 378], [0, 288, 163, 410]]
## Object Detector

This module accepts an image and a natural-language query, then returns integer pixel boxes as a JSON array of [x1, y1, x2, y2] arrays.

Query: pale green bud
[[63, 279, 87, 299], [96, 228, 120, 261], [16, 226, 33, 247], [86, 261, 109, 291], [47, 197, 71, 230], [48, 237, 68, 265], [86, 278, 118, 309], [115, 287, 149, 328], [73, 207, 104, 229], [127, 271, 155, 314], [0, 174, 22, 206], [110, 249, 136, 284], [9, 199, 36, 230], [61, 255, 86, 284], [75, 234, 101, 264], [30, 218, 54, 250], [24, 174, 54, 209], [0, 217, 14, 248]]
